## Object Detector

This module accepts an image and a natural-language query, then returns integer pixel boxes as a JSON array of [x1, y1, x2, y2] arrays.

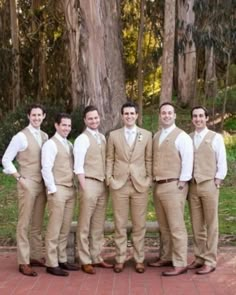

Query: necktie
[[94, 133, 101, 144], [63, 138, 69, 153], [34, 131, 42, 147], [195, 134, 201, 149], [126, 130, 134, 147]]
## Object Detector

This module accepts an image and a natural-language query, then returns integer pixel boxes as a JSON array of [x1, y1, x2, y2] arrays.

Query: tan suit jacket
[[106, 127, 152, 192]]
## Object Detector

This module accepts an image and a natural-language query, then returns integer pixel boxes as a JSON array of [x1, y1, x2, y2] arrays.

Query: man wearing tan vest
[[106, 101, 152, 274], [151, 102, 193, 276], [2, 104, 48, 276], [188, 106, 227, 275], [74, 105, 113, 274], [41, 113, 79, 276]]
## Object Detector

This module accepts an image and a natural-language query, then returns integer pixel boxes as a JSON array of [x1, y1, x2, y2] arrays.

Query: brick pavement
[[0, 246, 235, 295]]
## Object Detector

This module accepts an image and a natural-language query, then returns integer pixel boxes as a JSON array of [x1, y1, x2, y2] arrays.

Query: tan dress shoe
[[114, 263, 124, 273], [135, 263, 145, 273], [162, 266, 188, 276], [188, 261, 203, 270], [30, 258, 46, 267], [19, 264, 37, 276], [148, 260, 172, 267], [196, 265, 216, 275], [82, 264, 96, 274], [93, 261, 113, 268]]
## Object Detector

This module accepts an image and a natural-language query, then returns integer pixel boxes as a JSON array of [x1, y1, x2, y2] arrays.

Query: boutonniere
[[205, 139, 210, 144], [138, 132, 143, 142]]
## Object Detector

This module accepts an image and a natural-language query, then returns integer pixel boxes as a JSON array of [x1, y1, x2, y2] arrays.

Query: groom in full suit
[[106, 101, 152, 274]]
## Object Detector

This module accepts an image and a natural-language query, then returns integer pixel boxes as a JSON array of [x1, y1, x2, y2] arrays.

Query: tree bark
[[159, 0, 176, 104], [9, 0, 20, 110], [63, 0, 126, 133], [177, 0, 196, 106], [204, 46, 217, 100]]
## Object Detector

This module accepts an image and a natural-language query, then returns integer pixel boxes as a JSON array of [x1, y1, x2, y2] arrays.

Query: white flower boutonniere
[[205, 139, 210, 144], [138, 132, 143, 142]]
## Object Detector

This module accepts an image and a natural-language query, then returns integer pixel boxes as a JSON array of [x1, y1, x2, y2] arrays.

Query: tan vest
[[190, 130, 217, 184], [17, 128, 47, 182], [153, 127, 182, 180], [84, 130, 105, 181], [51, 136, 74, 187]]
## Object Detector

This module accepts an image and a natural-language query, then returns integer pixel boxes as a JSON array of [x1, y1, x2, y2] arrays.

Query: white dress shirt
[[194, 127, 227, 180], [2, 124, 46, 175], [41, 132, 72, 194], [124, 126, 137, 146], [159, 124, 193, 181], [73, 128, 105, 175]]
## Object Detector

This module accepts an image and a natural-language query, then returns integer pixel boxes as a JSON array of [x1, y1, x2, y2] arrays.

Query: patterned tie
[[34, 131, 42, 147], [63, 138, 69, 153], [94, 133, 101, 144], [126, 130, 134, 147], [195, 134, 201, 149]]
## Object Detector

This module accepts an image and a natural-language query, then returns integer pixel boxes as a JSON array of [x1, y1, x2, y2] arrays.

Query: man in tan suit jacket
[[2, 104, 48, 276], [106, 101, 152, 273]]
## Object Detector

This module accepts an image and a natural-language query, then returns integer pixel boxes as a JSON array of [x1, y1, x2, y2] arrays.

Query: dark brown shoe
[[114, 263, 124, 273], [59, 262, 79, 271], [196, 265, 216, 275], [19, 264, 37, 277], [30, 258, 46, 267], [148, 260, 172, 267], [93, 261, 113, 268], [81, 264, 96, 274], [162, 266, 188, 276], [46, 266, 69, 276], [188, 261, 204, 270], [135, 263, 145, 273]]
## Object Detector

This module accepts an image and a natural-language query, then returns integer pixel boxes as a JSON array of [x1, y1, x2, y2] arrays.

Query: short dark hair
[[27, 103, 46, 115], [83, 105, 99, 119], [159, 102, 176, 113], [121, 101, 139, 114], [191, 106, 209, 118], [54, 113, 71, 125]]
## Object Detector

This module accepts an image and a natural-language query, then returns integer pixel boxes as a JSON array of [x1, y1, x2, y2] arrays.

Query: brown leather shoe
[[81, 264, 96, 274], [196, 265, 216, 275], [188, 261, 204, 270], [135, 263, 145, 273], [19, 264, 37, 277], [148, 260, 172, 267], [162, 266, 188, 276], [46, 266, 69, 276], [30, 258, 46, 267], [114, 263, 124, 273], [93, 261, 113, 268], [59, 262, 79, 271]]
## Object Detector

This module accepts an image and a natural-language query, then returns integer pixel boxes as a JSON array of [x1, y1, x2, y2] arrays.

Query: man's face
[[28, 108, 46, 129], [192, 108, 208, 131], [84, 110, 100, 130], [122, 107, 138, 128], [55, 118, 72, 138], [159, 104, 176, 128]]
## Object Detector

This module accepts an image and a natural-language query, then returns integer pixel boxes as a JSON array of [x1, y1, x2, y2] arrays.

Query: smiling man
[[151, 102, 193, 276], [73, 105, 113, 274], [41, 113, 79, 276], [2, 104, 48, 276], [188, 106, 227, 275], [106, 101, 152, 274]]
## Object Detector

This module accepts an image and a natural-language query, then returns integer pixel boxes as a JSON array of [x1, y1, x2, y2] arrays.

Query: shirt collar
[[28, 124, 40, 134], [194, 127, 208, 138], [161, 124, 176, 135], [86, 127, 99, 136], [124, 126, 137, 134], [55, 132, 67, 143]]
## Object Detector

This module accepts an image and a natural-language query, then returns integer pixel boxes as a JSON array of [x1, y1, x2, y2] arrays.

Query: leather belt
[[85, 177, 102, 182], [156, 178, 179, 184]]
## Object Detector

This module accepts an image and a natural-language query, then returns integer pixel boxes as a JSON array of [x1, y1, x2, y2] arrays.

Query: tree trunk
[[10, 0, 20, 111], [63, 0, 126, 133], [204, 46, 217, 100], [159, 0, 176, 104], [177, 0, 196, 106], [137, 0, 145, 126]]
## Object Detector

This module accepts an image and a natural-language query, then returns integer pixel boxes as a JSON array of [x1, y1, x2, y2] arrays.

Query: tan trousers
[[45, 186, 75, 267], [111, 180, 148, 264], [77, 179, 108, 265], [189, 179, 219, 267], [17, 179, 46, 265], [154, 181, 188, 267]]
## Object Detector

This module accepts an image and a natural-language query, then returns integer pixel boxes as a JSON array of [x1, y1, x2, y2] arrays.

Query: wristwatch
[[16, 175, 22, 181]]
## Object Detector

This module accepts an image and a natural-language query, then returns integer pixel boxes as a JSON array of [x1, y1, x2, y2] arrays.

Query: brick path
[[0, 246, 235, 295]]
